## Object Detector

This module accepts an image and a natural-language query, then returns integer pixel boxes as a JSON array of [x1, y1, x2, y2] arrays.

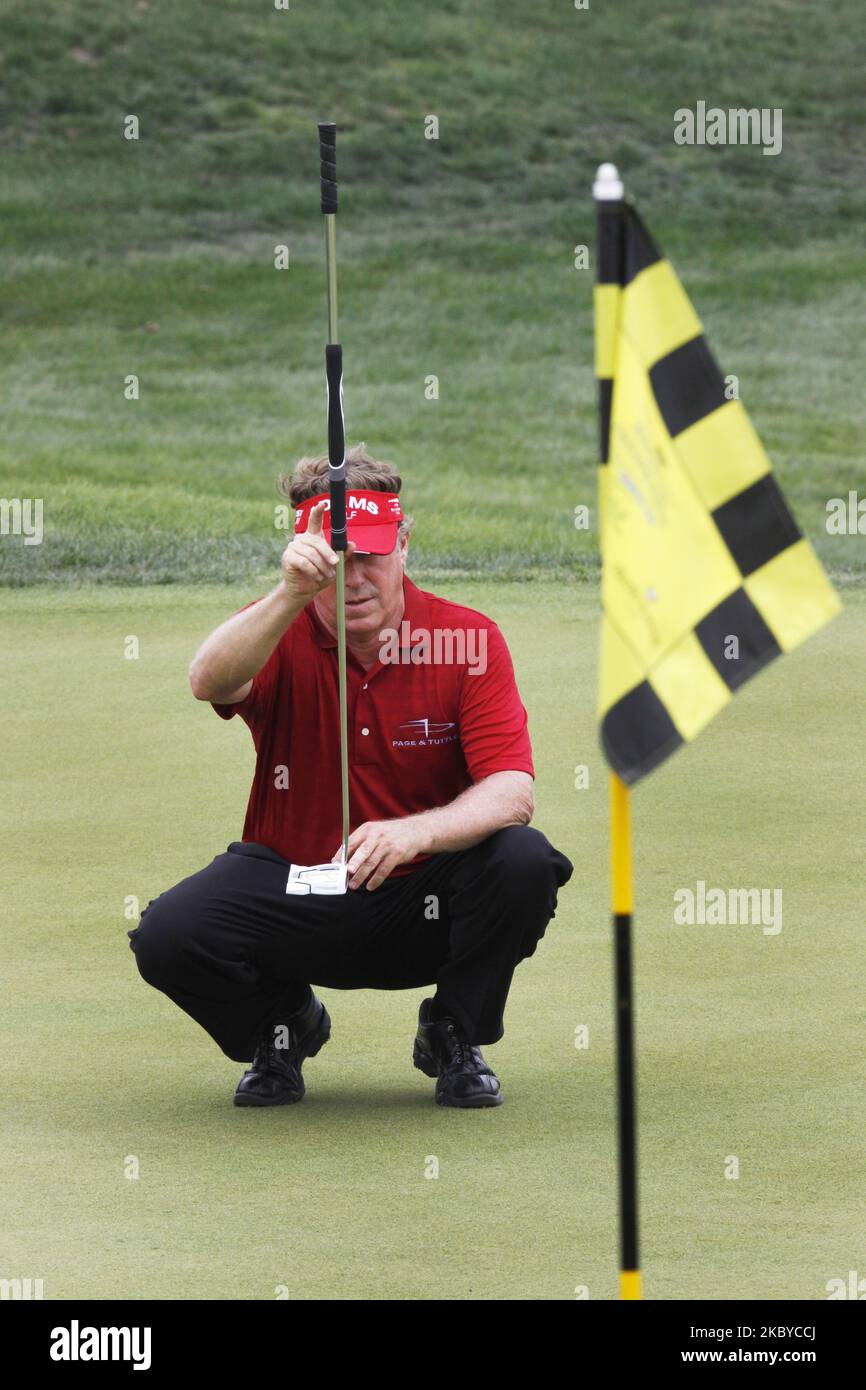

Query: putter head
[[285, 861, 348, 896]]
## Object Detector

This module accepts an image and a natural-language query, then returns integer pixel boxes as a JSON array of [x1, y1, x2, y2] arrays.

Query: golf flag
[[595, 188, 841, 785], [591, 163, 840, 1303]]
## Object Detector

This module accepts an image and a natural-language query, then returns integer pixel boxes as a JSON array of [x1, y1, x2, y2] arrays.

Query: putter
[[286, 121, 350, 898]]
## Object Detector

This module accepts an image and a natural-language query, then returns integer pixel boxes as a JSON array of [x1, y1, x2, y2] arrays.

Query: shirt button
[[361, 727, 370, 736], [362, 684, 368, 690]]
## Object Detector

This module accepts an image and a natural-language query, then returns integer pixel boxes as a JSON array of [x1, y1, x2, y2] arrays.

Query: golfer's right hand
[[280, 500, 356, 601]]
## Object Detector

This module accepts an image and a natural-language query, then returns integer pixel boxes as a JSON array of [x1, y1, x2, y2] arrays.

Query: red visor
[[294, 490, 403, 555]]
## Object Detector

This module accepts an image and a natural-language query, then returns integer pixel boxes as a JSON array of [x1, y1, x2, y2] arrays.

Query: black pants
[[128, 825, 573, 1061]]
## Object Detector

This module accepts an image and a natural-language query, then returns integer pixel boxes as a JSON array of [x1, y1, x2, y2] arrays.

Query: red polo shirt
[[212, 575, 534, 876]]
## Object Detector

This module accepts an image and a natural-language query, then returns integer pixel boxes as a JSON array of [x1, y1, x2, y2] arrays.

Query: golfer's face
[[316, 537, 407, 640]]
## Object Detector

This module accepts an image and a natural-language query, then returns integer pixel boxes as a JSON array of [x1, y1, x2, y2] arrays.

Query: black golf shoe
[[413, 998, 503, 1108], [234, 988, 331, 1107]]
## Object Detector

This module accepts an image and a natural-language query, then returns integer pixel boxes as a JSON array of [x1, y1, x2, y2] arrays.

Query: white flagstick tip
[[593, 162, 624, 200]]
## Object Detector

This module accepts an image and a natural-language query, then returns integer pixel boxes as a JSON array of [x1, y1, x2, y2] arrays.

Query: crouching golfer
[[129, 446, 573, 1108]]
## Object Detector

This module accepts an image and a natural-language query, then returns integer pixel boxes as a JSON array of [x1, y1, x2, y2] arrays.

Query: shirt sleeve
[[210, 600, 283, 733], [458, 621, 535, 782]]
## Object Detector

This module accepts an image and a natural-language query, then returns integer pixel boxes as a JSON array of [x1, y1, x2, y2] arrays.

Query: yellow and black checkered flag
[[595, 187, 840, 785]]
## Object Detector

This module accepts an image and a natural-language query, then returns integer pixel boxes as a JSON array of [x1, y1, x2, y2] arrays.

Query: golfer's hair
[[280, 443, 414, 541]]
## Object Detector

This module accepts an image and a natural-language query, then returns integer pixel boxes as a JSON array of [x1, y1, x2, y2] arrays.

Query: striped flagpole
[[611, 772, 640, 1300], [593, 162, 642, 1301]]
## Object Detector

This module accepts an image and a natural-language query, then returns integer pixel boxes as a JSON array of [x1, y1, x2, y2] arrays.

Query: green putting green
[[2, 580, 862, 1299]]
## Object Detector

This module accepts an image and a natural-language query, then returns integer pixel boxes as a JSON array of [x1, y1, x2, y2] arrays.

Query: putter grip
[[325, 344, 347, 550], [318, 121, 337, 214]]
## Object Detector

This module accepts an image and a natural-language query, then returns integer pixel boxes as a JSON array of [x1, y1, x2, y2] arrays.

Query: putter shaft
[[322, 208, 350, 865]]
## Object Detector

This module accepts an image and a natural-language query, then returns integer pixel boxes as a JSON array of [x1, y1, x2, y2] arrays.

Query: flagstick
[[319, 122, 350, 864], [593, 161, 642, 1300], [610, 772, 641, 1300]]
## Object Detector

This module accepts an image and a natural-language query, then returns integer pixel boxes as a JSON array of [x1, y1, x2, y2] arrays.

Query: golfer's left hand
[[333, 818, 426, 891]]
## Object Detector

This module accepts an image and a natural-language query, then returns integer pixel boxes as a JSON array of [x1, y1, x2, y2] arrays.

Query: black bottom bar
[[9, 1298, 855, 1363]]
